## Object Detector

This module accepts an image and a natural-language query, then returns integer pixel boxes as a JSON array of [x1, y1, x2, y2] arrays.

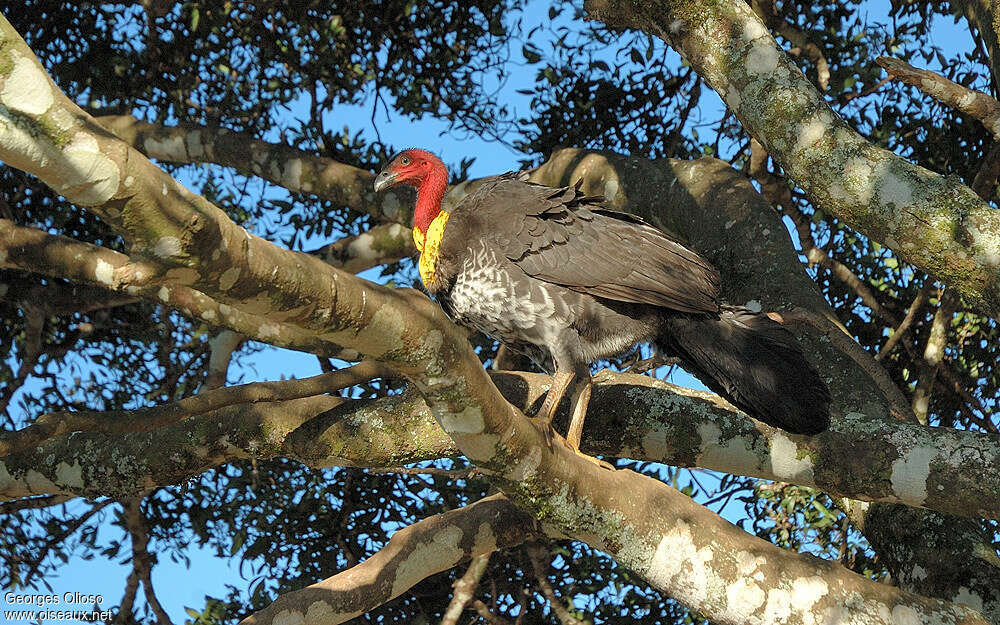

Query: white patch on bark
[[890, 445, 936, 506], [697, 422, 761, 477], [271, 609, 305, 625], [726, 578, 765, 618], [727, 85, 742, 112], [742, 19, 768, 41], [744, 299, 762, 312], [735, 550, 766, 580], [763, 588, 792, 622], [844, 157, 875, 204], [745, 41, 780, 76], [381, 192, 401, 219], [645, 520, 715, 607], [890, 604, 920, 625], [474, 522, 497, 553], [184, 129, 205, 160], [952, 586, 984, 612], [157, 286, 170, 302], [59, 137, 120, 206], [668, 19, 684, 34], [878, 171, 914, 210], [790, 576, 828, 614], [1, 53, 54, 115], [793, 119, 828, 154], [966, 222, 1000, 266], [508, 444, 542, 481], [258, 322, 281, 339], [768, 432, 814, 483], [303, 601, 360, 625], [145, 133, 187, 161], [437, 405, 485, 435], [911, 565, 927, 581], [200, 309, 217, 322], [25, 469, 59, 493], [283, 158, 304, 190], [391, 525, 465, 598], [218, 266, 241, 291], [603, 178, 619, 202], [94, 259, 115, 285], [152, 236, 182, 259], [0, 461, 18, 492], [54, 461, 83, 489]]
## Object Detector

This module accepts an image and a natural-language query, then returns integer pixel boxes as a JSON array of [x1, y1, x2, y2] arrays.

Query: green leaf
[[191, 7, 199, 32]]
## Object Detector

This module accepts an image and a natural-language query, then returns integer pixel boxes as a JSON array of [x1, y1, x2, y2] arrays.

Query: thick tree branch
[[0, 361, 388, 457], [0, 219, 349, 358], [94, 114, 414, 225], [584, 0, 1000, 317], [241, 495, 540, 625], [4, 370, 998, 523]]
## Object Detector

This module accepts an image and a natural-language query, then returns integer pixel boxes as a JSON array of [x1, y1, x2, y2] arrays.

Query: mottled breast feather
[[440, 173, 721, 315]]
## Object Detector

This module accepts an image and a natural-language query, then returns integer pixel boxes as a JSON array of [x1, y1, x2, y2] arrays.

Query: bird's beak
[[373, 170, 399, 193]]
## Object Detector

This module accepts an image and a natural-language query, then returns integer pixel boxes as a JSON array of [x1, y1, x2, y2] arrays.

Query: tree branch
[[877, 56, 1000, 138], [94, 114, 414, 225], [583, 0, 1000, 317], [0, 361, 388, 457], [439, 553, 491, 625], [0, 219, 351, 359], [241, 495, 539, 625], [307, 223, 413, 273], [4, 370, 999, 521]]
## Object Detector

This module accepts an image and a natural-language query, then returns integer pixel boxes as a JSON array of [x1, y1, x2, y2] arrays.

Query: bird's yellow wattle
[[412, 226, 424, 253], [417, 210, 450, 287]]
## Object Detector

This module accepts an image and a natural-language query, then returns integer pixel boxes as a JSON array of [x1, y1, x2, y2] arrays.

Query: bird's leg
[[564, 373, 592, 451], [535, 370, 575, 448], [562, 373, 613, 470]]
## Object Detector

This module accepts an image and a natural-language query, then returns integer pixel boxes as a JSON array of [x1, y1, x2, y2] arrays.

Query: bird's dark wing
[[457, 176, 721, 314]]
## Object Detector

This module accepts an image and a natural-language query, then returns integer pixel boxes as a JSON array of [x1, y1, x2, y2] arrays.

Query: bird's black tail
[[656, 306, 831, 435]]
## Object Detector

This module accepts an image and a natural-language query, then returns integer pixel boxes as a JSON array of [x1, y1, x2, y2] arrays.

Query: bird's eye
[[400, 156, 411, 165]]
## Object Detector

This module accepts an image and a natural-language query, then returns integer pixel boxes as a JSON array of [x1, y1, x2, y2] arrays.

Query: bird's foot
[[562, 438, 615, 471]]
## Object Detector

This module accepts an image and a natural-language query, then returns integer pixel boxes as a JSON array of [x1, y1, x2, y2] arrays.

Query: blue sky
[[3, 1, 981, 623]]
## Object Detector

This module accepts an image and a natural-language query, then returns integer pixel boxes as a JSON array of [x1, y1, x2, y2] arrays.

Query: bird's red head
[[374, 149, 449, 236]]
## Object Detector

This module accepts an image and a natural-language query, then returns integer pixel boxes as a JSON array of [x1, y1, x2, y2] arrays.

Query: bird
[[374, 148, 831, 465]]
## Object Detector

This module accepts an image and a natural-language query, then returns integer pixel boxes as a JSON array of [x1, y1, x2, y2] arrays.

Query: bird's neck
[[412, 170, 449, 245]]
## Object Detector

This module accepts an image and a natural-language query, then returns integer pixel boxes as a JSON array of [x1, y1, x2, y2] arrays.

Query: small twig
[[471, 599, 515, 625], [369, 466, 482, 480], [123, 498, 173, 625], [525, 542, 587, 625], [911, 290, 960, 425], [439, 553, 491, 625], [22, 500, 113, 585], [875, 282, 933, 361], [0, 495, 72, 515]]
